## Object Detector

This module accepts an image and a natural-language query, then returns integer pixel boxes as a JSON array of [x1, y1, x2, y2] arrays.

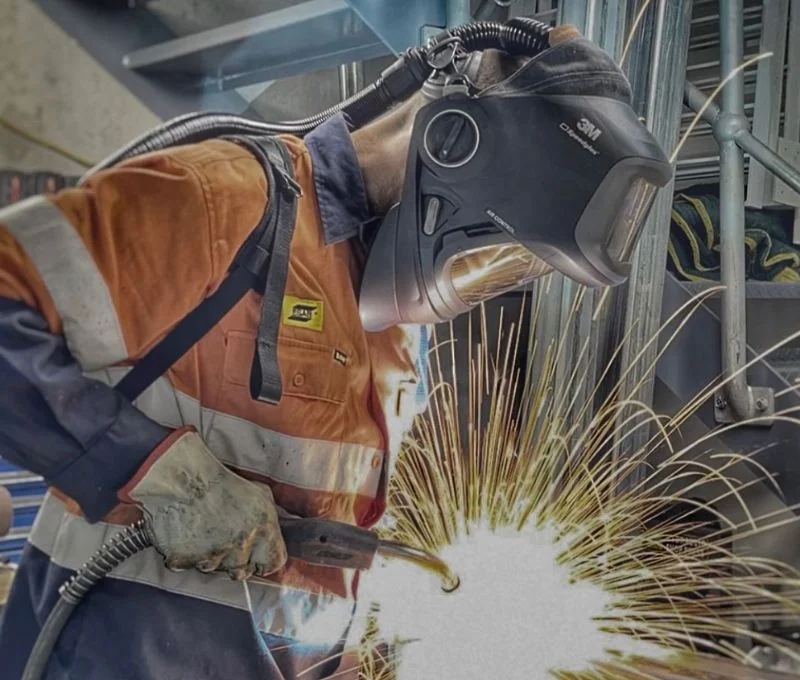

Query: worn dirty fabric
[[120, 429, 288, 579], [668, 185, 800, 282], [0, 113, 427, 680]]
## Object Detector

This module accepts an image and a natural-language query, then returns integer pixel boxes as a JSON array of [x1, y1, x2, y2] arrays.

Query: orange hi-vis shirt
[[0, 117, 427, 656]]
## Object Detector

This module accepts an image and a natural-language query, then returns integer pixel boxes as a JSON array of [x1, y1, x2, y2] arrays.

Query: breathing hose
[[79, 18, 552, 182]]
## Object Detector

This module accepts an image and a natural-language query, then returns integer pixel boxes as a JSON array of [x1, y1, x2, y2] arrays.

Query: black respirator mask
[[358, 36, 673, 332], [78, 18, 672, 338]]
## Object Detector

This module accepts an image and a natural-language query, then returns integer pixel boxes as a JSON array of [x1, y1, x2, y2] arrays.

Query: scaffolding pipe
[[684, 82, 800, 197], [717, 0, 761, 421], [681, 1, 782, 423], [338, 62, 364, 101], [736, 131, 800, 196]]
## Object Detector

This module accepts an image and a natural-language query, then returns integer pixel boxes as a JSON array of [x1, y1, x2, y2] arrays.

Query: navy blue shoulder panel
[[0, 298, 168, 521]]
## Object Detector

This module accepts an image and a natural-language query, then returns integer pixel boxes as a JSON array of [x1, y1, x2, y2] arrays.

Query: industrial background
[[2, 0, 800, 648]]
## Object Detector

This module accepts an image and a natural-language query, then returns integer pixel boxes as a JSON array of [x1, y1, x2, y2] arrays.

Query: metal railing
[[682, 0, 800, 425]]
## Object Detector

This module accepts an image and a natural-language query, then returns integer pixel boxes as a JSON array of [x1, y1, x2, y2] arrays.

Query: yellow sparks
[[348, 285, 800, 680]]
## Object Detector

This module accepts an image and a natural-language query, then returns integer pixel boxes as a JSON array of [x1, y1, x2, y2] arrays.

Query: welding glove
[[118, 429, 287, 581]]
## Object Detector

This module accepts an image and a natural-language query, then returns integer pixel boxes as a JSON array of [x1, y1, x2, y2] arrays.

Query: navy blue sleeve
[[0, 297, 170, 522]]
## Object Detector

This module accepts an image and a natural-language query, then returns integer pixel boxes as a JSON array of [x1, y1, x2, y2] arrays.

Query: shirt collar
[[304, 114, 371, 246]]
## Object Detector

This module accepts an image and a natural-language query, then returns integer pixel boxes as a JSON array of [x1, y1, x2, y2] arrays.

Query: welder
[[0, 19, 671, 680]]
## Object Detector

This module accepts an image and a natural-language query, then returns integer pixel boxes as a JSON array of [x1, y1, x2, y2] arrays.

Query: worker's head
[[353, 22, 673, 332], [353, 25, 584, 215]]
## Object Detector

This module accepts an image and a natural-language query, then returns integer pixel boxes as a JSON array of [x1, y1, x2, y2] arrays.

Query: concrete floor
[[0, 0, 366, 174], [0, 0, 161, 175]]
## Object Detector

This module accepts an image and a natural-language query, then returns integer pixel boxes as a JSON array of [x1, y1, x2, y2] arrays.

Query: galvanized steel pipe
[[716, 0, 760, 421], [683, 84, 800, 205]]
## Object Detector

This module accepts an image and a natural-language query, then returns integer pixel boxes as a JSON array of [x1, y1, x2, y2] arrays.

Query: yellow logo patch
[[282, 296, 324, 332]]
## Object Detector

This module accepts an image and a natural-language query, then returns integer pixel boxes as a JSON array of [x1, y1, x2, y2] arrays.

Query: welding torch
[[21, 516, 460, 680], [274, 516, 460, 590]]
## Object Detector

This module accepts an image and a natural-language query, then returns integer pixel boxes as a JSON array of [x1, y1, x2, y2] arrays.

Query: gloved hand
[[118, 429, 287, 581]]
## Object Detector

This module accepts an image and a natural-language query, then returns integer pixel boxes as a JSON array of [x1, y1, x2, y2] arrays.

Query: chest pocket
[[221, 330, 348, 443], [223, 330, 348, 401]]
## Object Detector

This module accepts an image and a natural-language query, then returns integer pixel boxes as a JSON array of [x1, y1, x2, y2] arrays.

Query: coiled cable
[[21, 521, 152, 680], [449, 16, 551, 54]]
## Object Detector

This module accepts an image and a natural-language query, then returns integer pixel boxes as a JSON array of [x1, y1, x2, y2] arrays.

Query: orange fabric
[[7, 135, 422, 602], [52, 141, 268, 360], [0, 224, 60, 332], [165, 139, 386, 450], [236, 471, 378, 528]]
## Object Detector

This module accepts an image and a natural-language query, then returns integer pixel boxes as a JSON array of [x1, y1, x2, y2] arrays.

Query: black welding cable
[[79, 18, 551, 183], [21, 522, 152, 680], [20, 599, 77, 680]]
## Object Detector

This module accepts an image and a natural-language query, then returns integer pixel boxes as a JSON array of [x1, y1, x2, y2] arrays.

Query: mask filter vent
[[423, 109, 481, 168]]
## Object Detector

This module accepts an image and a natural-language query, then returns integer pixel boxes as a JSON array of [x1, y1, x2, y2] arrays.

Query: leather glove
[[119, 429, 287, 581]]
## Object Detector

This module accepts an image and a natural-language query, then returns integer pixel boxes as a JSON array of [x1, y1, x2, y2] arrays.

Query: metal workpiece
[[376, 539, 460, 593]]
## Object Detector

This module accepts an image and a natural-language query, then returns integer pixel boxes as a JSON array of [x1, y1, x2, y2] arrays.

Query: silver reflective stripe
[[86, 367, 385, 497], [1, 196, 127, 370], [29, 494, 354, 641]]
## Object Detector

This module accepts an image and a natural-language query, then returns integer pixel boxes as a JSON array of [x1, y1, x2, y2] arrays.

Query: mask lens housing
[[447, 243, 553, 306], [605, 177, 659, 266]]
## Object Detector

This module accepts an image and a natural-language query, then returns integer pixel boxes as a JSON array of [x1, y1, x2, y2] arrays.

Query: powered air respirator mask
[[79, 18, 672, 335], [358, 33, 673, 332]]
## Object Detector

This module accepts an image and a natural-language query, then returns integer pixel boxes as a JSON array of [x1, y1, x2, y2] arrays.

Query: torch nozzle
[[376, 539, 461, 593]]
